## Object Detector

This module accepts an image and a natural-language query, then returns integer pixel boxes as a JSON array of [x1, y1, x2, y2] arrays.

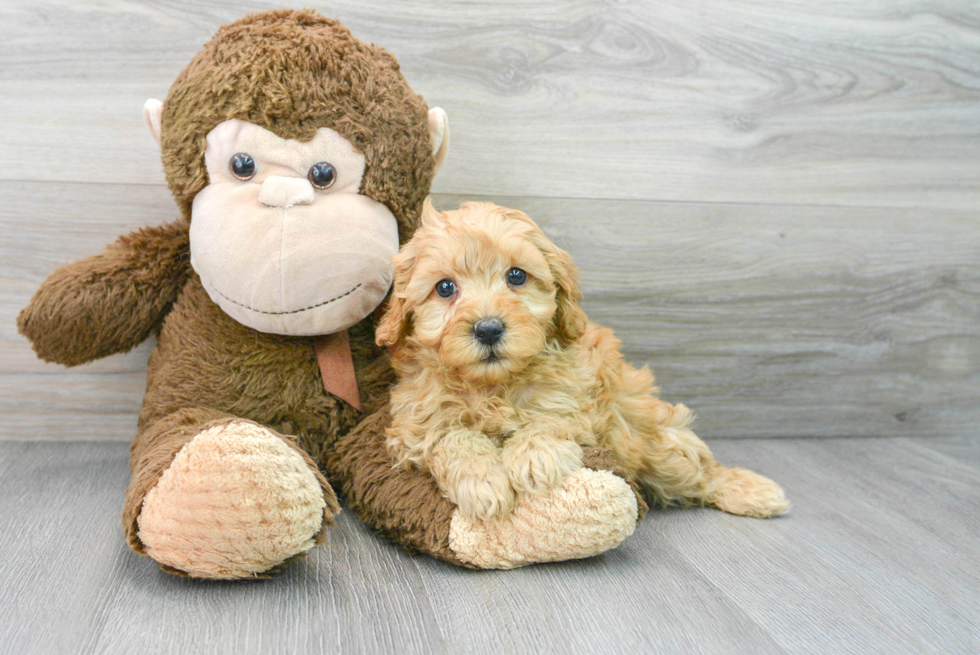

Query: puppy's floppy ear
[[420, 197, 445, 230], [518, 214, 588, 347], [375, 293, 408, 348], [376, 240, 420, 348], [547, 244, 588, 346], [379, 201, 442, 347]]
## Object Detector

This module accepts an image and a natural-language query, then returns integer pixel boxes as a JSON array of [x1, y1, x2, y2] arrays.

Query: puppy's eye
[[435, 279, 457, 298], [229, 153, 256, 180], [308, 162, 337, 189], [507, 267, 528, 286]]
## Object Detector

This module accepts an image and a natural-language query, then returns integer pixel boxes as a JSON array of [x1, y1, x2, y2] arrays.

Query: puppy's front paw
[[503, 438, 583, 496], [450, 465, 516, 522]]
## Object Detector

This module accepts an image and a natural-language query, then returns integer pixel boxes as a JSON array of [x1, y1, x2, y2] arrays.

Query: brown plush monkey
[[18, 9, 643, 579]]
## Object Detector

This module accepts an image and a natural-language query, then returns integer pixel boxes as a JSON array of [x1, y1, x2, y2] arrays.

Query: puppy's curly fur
[[378, 201, 789, 522]]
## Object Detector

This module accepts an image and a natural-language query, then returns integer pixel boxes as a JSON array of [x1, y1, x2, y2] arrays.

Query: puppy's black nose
[[473, 317, 505, 346]]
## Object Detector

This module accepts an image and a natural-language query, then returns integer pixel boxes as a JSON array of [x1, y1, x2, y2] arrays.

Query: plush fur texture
[[325, 405, 646, 568], [18, 10, 646, 578], [138, 420, 329, 579], [123, 409, 340, 558], [17, 10, 424, 577], [379, 201, 790, 522], [160, 10, 434, 233], [446, 447, 647, 569], [448, 468, 638, 569], [17, 219, 190, 366]]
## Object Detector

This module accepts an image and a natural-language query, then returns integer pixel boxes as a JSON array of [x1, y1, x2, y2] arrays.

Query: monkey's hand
[[17, 218, 190, 366]]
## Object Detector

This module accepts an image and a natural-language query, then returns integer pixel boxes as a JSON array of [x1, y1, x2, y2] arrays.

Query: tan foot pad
[[137, 421, 327, 579], [448, 468, 638, 569]]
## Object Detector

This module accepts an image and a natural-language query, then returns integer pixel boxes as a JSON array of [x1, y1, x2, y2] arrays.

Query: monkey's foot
[[137, 420, 329, 579], [447, 468, 639, 569]]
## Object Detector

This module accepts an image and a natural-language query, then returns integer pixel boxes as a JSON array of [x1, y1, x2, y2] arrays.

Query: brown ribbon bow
[[313, 329, 361, 411]]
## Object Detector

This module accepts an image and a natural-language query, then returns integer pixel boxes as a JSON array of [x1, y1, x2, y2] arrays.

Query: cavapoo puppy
[[377, 201, 789, 523]]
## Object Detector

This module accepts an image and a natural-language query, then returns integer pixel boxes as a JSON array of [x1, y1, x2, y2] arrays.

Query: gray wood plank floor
[[0, 437, 977, 655]]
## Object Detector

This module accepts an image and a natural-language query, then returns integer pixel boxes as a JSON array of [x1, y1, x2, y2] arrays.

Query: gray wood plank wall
[[1, 1, 978, 440]]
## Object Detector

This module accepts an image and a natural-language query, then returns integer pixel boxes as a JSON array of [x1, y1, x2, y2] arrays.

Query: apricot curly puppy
[[377, 201, 789, 523]]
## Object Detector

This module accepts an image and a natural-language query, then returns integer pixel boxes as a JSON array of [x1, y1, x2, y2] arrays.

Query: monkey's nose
[[258, 176, 315, 208], [473, 317, 505, 347]]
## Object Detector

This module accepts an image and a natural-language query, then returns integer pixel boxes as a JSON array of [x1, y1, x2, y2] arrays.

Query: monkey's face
[[189, 119, 400, 336]]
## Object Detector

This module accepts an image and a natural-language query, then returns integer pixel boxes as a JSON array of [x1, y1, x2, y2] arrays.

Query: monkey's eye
[[229, 153, 256, 180], [308, 162, 337, 189], [507, 268, 528, 286], [435, 279, 457, 299]]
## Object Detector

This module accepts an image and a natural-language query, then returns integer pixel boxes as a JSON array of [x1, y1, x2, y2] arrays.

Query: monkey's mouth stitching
[[209, 283, 363, 315]]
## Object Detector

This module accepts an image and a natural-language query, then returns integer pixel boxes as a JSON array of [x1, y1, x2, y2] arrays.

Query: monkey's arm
[[326, 403, 647, 569], [17, 219, 190, 367]]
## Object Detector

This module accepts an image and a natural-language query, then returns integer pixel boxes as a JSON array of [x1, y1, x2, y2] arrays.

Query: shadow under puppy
[[377, 200, 789, 523]]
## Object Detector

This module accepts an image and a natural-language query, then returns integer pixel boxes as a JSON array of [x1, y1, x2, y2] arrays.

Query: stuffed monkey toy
[[18, 10, 644, 579]]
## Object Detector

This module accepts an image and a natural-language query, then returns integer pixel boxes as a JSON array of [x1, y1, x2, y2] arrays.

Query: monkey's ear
[[427, 107, 450, 175], [143, 99, 163, 147]]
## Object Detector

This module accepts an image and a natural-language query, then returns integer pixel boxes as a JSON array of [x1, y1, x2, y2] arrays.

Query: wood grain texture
[[0, 0, 978, 208], [0, 438, 977, 654], [2, 0, 977, 442], [441, 194, 980, 439], [3, 182, 977, 440]]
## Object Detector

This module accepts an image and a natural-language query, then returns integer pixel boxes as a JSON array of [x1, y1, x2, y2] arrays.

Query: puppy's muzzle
[[472, 317, 505, 347]]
